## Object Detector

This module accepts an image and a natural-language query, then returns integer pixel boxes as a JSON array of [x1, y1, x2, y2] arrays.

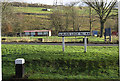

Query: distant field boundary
[[16, 13, 99, 18], [16, 13, 50, 16]]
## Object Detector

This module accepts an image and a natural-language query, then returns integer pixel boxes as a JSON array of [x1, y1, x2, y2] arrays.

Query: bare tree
[[70, 6, 77, 31], [83, 0, 117, 37], [50, 10, 64, 35], [89, 7, 92, 34], [64, 6, 71, 31], [65, 1, 80, 31], [1, 2, 15, 36], [109, 8, 118, 32]]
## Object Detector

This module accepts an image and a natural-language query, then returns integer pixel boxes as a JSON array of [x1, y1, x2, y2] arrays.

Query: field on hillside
[[13, 6, 118, 32], [14, 6, 117, 16], [2, 44, 119, 79], [14, 7, 53, 14]]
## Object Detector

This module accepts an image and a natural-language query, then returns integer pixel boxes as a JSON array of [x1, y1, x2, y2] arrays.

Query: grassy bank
[[2, 36, 118, 43], [2, 44, 119, 79]]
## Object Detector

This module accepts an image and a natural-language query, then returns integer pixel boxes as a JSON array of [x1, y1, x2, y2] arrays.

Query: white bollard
[[62, 36, 65, 52], [15, 58, 25, 78], [84, 36, 87, 53]]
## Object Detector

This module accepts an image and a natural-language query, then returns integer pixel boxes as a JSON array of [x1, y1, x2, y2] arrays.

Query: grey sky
[[2, 0, 119, 6], [9, 0, 81, 5]]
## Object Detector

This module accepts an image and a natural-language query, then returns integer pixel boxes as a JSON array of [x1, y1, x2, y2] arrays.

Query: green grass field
[[2, 44, 119, 79], [14, 7, 53, 14]]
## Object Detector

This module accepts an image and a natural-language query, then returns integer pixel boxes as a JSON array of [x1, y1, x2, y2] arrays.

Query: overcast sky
[[2, 0, 119, 6], [8, 0, 81, 5]]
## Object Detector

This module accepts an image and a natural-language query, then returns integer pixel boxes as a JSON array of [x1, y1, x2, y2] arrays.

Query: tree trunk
[[89, 7, 92, 35], [100, 20, 104, 37], [65, 13, 69, 31], [73, 20, 75, 31]]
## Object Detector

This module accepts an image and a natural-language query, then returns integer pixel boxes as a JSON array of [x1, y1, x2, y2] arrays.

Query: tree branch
[[104, 0, 116, 21]]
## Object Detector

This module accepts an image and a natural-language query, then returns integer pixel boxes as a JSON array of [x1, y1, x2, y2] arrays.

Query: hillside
[[13, 6, 118, 32], [2, 2, 118, 36]]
